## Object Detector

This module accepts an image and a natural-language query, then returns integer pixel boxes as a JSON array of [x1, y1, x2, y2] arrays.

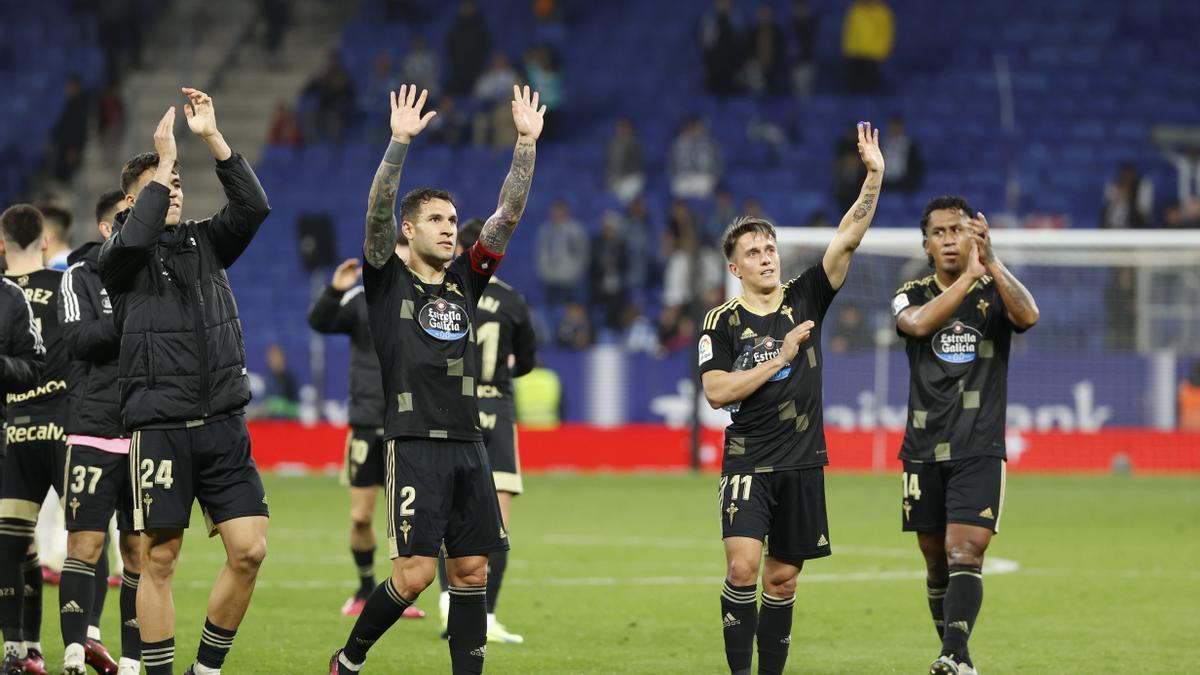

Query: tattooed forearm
[[478, 137, 536, 253], [851, 177, 882, 222], [989, 260, 1040, 328], [363, 141, 408, 268]]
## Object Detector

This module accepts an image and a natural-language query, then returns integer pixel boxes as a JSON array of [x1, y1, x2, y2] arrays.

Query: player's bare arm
[[896, 240, 987, 338], [968, 212, 1040, 330], [364, 85, 436, 268], [182, 87, 232, 161], [702, 320, 814, 408], [478, 85, 545, 254], [823, 121, 885, 290]]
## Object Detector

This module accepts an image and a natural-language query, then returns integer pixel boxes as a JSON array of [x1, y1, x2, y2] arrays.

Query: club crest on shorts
[[418, 297, 469, 341]]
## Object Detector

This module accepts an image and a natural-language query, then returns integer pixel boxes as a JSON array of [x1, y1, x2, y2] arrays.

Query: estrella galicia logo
[[932, 321, 981, 363], [732, 337, 792, 381], [418, 298, 468, 341]]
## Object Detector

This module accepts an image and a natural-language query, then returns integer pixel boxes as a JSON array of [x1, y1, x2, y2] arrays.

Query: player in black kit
[[330, 84, 542, 675], [892, 197, 1038, 675], [307, 238, 426, 620], [700, 122, 884, 675], [434, 218, 537, 644], [0, 204, 67, 675]]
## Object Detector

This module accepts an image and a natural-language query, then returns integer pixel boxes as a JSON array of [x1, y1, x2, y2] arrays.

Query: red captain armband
[[469, 241, 504, 275]]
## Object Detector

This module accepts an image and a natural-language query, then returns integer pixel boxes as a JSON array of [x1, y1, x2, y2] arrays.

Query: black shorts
[[478, 397, 521, 495], [385, 438, 509, 560], [65, 444, 135, 533], [343, 426, 385, 488], [0, 421, 67, 530], [901, 456, 1006, 534], [719, 467, 831, 563], [129, 413, 269, 534]]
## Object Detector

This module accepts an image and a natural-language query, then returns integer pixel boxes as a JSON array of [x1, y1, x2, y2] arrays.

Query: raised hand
[[967, 211, 996, 264], [511, 85, 546, 141], [182, 87, 219, 138], [390, 85, 436, 143], [153, 107, 178, 162], [330, 258, 362, 291], [779, 320, 816, 364], [965, 238, 988, 281], [857, 121, 884, 173]]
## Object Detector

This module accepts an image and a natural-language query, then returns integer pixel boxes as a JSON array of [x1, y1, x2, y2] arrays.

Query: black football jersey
[[474, 277, 536, 400], [363, 244, 500, 442], [4, 269, 68, 421], [699, 264, 838, 475], [893, 274, 1021, 462]]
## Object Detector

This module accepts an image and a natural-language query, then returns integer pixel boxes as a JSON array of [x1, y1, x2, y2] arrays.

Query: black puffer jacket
[[58, 241, 124, 438], [99, 154, 270, 430]]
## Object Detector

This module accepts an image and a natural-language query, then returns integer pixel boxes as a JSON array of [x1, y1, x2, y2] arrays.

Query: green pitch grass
[[37, 472, 1199, 673]]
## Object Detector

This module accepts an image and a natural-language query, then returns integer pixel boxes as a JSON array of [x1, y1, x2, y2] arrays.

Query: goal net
[[736, 228, 1200, 472]]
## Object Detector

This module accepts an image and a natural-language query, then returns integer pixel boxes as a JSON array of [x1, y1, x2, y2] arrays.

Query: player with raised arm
[[307, 238, 427, 620], [0, 204, 69, 675], [56, 190, 146, 675], [329, 83, 542, 675], [434, 217, 538, 645], [99, 88, 272, 675], [700, 122, 883, 675], [892, 197, 1038, 675]]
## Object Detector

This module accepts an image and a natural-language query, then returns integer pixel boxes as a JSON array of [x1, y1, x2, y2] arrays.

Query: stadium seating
[[229, 0, 1200, 402]]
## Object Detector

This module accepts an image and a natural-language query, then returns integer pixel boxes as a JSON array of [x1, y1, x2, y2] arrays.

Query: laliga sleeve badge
[[698, 334, 713, 366]]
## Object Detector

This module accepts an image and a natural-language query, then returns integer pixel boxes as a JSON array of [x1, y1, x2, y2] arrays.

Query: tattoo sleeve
[[850, 175, 882, 223], [478, 137, 536, 254], [363, 140, 408, 268], [989, 260, 1039, 328]]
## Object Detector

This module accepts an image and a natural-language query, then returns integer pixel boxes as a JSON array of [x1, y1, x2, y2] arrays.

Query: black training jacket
[[0, 276, 45, 422], [98, 154, 270, 430], [307, 285, 385, 429], [58, 241, 124, 438]]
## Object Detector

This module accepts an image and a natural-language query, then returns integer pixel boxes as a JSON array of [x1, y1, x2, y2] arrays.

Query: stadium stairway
[[77, 0, 356, 222]]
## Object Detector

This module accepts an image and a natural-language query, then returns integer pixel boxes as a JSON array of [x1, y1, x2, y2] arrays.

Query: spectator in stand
[[657, 306, 698, 354], [96, 80, 125, 166], [536, 200, 589, 310], [49, 74, 89, 182], [532, 0, 567, 46], [841, 0, 894, 94], [427, 95, 470, 147], [619, 304, 660, 354], [741, 197, 768, 221], [445, 0, 492, 95], [882, 115, 924, 192], [473, 53, 522, 148], [829, 305, 874, 353], [832, 125, 867, 210], [606, 118, 645, 205], [267, 100, 304, 147], [1101, 162, 1153, 228], [523, 46, 563, 140], [401, 36, 441, 99], [741, 3, 786, 95], [304, 52, 356, 143], [790, 0, 819, 98], [39, 204, 74, 270], [669, 118, 723, 199], [623, 197, 656, 292], [703, 187, 738, 244], [1161, 200, 1200, 228], [1178, 363, 1200, 431], [1160, 146, 1200, 207], [699, 0, 743, 96], [588, 211, 629, 331], [260, 0, 289, 63], [263, 344, 300, 419], [360, 54, 399, 145], [662, 202, 724, 309], [556, 302, 592, 349]]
